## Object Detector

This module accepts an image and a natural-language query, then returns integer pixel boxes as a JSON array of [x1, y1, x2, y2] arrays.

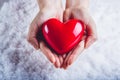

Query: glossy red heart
[[42, 18, 84, 55]]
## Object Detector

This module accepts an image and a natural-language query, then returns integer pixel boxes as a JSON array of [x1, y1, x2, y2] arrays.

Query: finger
[[53, 54, 61, 68], [62, 51, 72, 69], [58, 55, 63, 68], [85, 16, 97, 48], [60, 54, 67, 69], [68, 40, 85, 65], [27, 22, 39, 49], [40, 42, 55, 64]]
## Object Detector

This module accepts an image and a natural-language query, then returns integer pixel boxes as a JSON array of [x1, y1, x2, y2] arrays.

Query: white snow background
[[0, 0, 120, 80]]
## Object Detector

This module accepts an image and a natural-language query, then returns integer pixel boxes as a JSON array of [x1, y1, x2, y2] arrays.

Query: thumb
[[27, 22, 39, 49], [27, 12, 41, 49]]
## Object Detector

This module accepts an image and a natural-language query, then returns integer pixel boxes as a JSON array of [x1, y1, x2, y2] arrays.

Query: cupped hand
[[62, 7, 97, 69], [27, 3, 64, 68]]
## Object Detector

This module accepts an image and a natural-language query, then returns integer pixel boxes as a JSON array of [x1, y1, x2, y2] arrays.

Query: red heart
[[42, 18, 84, 55]]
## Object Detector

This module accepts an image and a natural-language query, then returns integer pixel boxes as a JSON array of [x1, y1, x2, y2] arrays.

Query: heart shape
[[42, 18, 84, 55]]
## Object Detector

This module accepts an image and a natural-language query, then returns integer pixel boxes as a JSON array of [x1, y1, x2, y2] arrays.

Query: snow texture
[[0, 0, 120, 80]]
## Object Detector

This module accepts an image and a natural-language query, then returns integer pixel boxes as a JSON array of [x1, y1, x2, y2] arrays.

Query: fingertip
[[46, 52, 56, 64], [47, 53, 56, 64], [54, 54, 61, 68], [68, 55, 74, 65], [50, 56, 56, 64], [63, 64, 69, 70], [59, 56, 63, 68], [53, 62, 58, 68]]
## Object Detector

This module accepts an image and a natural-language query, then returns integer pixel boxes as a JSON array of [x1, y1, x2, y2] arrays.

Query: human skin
[[27, 0, 97, 69], [27, 0, 65, 68], [62, 0, 97, 69]]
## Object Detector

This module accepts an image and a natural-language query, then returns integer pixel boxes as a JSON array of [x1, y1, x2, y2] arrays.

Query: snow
[[0, 0, 120, 80]]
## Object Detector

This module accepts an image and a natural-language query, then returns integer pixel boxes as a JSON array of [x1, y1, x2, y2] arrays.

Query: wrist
[[37, 0, 63, 10], [66, 0, 89, 9]]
